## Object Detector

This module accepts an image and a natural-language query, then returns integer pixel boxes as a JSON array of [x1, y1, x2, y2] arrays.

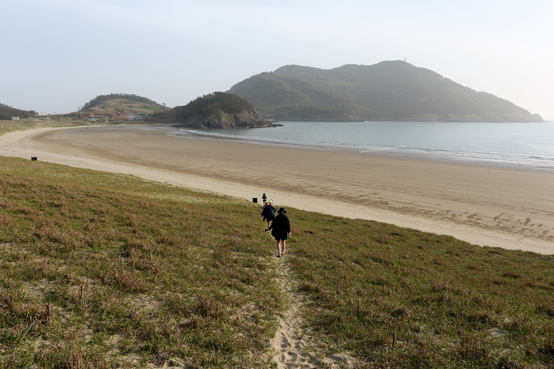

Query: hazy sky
[[2, 0, 553, 119]]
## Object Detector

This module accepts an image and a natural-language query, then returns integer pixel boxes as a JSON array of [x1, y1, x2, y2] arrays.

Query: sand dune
[[1, 125, 553, 254]]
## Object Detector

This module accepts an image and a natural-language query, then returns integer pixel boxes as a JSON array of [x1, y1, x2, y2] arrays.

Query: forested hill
[[227, 61, 543, 122], [148, 92, 276, 128], [76, 93, 169, 116], [0, 103, 37, 120]]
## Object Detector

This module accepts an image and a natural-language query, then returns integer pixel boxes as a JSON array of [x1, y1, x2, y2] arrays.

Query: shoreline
[[1, 125, 553, 254], [168, 123, 554, 172]]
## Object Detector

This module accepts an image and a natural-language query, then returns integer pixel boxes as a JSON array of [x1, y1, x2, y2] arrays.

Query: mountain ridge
[[228, 61, 543, 123]]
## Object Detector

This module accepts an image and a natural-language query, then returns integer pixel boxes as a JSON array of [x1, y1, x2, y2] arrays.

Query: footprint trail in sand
[[269, 255, 359, 369]]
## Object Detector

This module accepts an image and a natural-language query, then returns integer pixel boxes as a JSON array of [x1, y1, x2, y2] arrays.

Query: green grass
[[0, 118, 88, 137], [2, 155, 554, 368], [0, 117, 154, 137], [0, 125, 21, 136], [288, 215, 554, 367], [0, 157, 283, 368]]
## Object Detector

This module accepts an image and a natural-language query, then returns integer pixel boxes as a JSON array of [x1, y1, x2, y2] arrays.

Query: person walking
[[261, 201, 276, 231], [269, 208, 291, 258]]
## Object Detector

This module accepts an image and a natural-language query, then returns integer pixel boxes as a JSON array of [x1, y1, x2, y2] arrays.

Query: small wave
[[164, 123, 554, 171]]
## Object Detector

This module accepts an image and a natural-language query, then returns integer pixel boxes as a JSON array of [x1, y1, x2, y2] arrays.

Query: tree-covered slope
[[0, 103, 37, 120], [171, 92, 255, 118], [149, 92, 276, 128], [228, 61, 543, 122]]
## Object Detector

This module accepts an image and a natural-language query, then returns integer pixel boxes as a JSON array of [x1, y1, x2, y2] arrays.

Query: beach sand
[[1, 125, 553, 254]]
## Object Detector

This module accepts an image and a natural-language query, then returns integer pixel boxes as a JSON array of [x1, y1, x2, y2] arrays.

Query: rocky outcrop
[[149, 92, 281, 128], [174, 111, 279, 129]]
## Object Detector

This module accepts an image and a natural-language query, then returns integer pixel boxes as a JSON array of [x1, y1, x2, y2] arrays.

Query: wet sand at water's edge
[[1, 125, 553, 254]]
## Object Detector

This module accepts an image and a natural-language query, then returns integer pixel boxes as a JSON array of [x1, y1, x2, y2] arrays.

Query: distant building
[[11, 116, 19, 121], [131, 114, 145, 121]]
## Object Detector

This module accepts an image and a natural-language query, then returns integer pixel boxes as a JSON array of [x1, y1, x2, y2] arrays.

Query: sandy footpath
[[1, 125, 553, 254]]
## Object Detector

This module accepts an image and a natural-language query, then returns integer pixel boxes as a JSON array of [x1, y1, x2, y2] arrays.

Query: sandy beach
[[1, 125, 553, 254]]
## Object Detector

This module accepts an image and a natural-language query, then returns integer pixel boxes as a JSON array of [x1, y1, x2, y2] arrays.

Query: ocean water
[[172, 121, 554, 170]]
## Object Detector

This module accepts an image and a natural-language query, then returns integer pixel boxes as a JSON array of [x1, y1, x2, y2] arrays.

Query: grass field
[[0, 157, 283, 368], [290, 216, 554, 367], [0, 117, 145, 137], [0, 118, 86, 137], [2, 155, 554, 368]]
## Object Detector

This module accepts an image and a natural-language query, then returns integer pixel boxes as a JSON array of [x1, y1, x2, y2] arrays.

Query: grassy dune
[[0, 157, 283, 368], [0, 119, 85, 137], [2, 156, 554, 368], [291, 217, 554, 367], [0, 118, 148, 138]]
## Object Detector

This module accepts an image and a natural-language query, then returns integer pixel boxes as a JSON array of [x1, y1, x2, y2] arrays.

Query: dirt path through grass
[[269, 254, 360, 368]]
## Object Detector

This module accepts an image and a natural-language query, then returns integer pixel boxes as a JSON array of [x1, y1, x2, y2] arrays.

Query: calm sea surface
[[171, 121, 554, 171]]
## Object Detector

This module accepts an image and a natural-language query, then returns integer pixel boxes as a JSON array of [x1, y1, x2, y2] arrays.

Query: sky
[[1, 0, 553, 120]]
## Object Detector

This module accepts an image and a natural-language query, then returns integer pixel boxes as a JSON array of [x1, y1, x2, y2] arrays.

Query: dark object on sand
[[31, 157, 37, 161], [253, 198, 257, 203]]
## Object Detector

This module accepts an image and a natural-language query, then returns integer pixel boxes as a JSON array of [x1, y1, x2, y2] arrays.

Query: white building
[[11, 116, 19, 121]]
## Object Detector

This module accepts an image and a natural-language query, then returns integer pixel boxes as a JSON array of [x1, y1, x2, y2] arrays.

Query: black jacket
[[261, 205, 276, 220], [270, 214, 290, 239]]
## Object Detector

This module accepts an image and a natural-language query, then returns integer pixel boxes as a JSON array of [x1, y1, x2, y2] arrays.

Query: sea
[[170, 121, 554, 171]]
